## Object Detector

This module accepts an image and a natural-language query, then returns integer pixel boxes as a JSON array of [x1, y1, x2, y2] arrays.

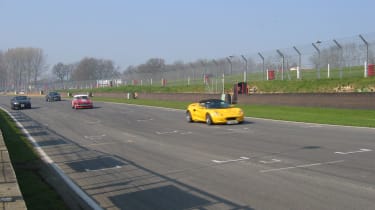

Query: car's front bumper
[[212, 115, 244, 124], [75, 104, 93, 109], [12, 103, 31, 109]]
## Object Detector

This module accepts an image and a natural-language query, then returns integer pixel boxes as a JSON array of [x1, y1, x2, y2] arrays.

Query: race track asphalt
[[1, 95, 374, 210]]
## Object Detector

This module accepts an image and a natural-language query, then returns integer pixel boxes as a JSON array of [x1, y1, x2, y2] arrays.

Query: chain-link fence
[[36, 33, 375, 92]]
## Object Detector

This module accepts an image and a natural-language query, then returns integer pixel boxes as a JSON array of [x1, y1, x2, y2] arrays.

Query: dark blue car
[[10, 96, 31, 110], [45, 91, 61, 102]]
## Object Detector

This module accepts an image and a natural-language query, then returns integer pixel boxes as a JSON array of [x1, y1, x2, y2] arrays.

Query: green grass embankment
[[0, 110, 68, 210], [93, 97, 375, 128]]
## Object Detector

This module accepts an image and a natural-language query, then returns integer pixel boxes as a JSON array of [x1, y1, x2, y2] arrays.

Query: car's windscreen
[[76, 96, 88, 100], [205, 101, 230, 109], [15, 96, 28, 100]]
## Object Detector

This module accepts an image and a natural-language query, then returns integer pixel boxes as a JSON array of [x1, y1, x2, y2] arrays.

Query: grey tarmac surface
[[0, 95, 374, 210]]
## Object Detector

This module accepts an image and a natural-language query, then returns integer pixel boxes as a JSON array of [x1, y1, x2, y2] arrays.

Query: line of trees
[[0, 48, 46, 92], [52, 57, 121, 84], [1, 38, 373, 92]]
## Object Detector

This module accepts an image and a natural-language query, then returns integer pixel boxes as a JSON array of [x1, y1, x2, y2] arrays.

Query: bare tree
[[29, 48, 46, 87], [52, 62, 68, 82], [72, 57, 118, 81], [0, 51, 7, 90], [3, 47, 46, 91]]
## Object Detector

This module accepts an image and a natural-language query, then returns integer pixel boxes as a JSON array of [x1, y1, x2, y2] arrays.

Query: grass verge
[[0, 110, 69, 210], [94, 97, 375, 128]]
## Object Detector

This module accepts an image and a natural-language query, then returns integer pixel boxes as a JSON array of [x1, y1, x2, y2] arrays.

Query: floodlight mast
[[333, 39, 343, 78], [258, 52, 265, 80], [312, 41, 321, 79], [293, 46, 302, 79], [359, 34, 369, 66], [213, 59, 219, 93], [227, 56, 234, 75], [276, 49, 285, 80], [241, 55, 248, 82]]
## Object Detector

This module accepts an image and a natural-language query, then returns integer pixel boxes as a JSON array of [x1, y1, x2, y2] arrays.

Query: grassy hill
[[64, 65, 375, 94]]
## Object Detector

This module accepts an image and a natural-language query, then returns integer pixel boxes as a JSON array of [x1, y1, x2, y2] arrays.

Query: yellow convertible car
[[186, 99, 244, 125]]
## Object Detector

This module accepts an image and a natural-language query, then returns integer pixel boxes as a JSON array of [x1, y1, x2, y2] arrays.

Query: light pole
[[333, 39, 343, 79], [258, 52, 265, 80], [190, 63, 195, 82], [227, 56, 234, 75], [200, 60, 207, 84], [241, 55, 248, 82], [213, 59, 219, 93], [359, 34, 368, 69], [312, 41, 321, 79], [293, 46, 302, 79], [276, 49, 285, 80]]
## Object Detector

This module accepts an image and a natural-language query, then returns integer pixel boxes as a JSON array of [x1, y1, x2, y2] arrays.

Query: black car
[[45, 91, 61, 102], [10, 96, 31, 110]]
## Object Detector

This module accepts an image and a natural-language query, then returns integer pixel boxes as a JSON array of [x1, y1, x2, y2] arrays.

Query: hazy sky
[[1, 0, 374, 69]]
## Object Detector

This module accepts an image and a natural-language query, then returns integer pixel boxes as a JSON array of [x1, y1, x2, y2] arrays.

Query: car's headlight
[[239, 110, 244, 115], [14, 102, 19, 104]]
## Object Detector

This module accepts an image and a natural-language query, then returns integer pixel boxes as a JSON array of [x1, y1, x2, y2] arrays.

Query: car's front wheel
[[186, 111, 193, 123], [206, 114, 213, 125]]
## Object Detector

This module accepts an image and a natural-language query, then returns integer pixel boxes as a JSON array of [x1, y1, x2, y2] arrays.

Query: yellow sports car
[[186, 99, 244, 125]]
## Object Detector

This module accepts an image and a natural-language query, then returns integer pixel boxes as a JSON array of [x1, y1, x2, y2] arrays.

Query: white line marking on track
[[302, 125, 323, 128], [155, 130, 192, 135], [212, 156, 250, 164], [84, 134, 106, 140], [85, 165, 122, 172], [334, 148, 372, 155], [83, 142, 117, 147], [137, 118, 153, 122], [260, 160, 345, 173], [180, 131, 192, 135], [156, 130, 178, 135], [259, 159, 281, 164]]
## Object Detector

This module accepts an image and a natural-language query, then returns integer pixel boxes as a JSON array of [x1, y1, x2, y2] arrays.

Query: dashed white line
[[156, 130, 192, 135], [156, 130, 178, 135], [212, 156, 250, 164], [335, 148, 372, 155], [85, 165, 122, 172], [84, 134, 106, 140], [137, 118, 153, 122], [260, 160, 345, 173], [259, 159, 281, 164]]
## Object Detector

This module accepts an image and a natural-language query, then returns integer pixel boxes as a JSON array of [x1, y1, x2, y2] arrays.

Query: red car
[[71, 94, 93, 109]]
